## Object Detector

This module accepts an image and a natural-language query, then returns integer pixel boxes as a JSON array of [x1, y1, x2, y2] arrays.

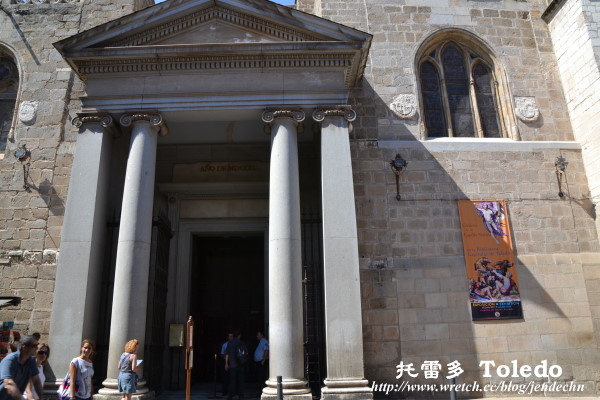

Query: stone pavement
[[156, 384, 600, 400], [156, 383, 264, 400]]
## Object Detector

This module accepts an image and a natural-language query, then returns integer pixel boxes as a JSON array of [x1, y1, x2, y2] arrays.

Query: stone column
[[98, 112, 168, 399], [313, 107, 372, 400], [49, 113, 116, 380], [261, 108, 311, 400]]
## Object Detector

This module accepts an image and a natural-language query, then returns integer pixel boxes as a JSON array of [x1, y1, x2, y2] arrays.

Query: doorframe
[[159, 181, 270, 325], [163, 217, 268, 389], [173, 218, 269, 324]]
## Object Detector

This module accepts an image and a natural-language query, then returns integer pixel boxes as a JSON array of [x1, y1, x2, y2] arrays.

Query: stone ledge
[[377, 139, 582, 153]]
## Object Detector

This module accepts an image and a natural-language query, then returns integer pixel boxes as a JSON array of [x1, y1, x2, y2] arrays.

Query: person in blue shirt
[[253, 331, 269, 386], [0, 335, 43, 400], [220, 333, 233, 396], [225, 332, 247, 400]]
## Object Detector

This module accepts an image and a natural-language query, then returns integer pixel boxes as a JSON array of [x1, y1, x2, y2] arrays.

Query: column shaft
[[99, 114, 165, 397], [316, 108, 372, 400], [262, 109, 310, 399], [49, 114, 114, 380]]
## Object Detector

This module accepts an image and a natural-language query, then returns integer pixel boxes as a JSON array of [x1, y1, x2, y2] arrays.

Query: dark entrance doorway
[[190, 235, 266, 384]]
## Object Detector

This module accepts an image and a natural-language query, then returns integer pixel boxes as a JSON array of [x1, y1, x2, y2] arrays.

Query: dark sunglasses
[[37, 351, 48, 355], [25, 343, 39, 348]]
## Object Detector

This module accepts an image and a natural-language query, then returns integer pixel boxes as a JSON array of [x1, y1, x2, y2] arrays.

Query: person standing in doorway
[[253, 331, 269, 386], [225, 332, 247, 400], [220, 333, 234, 396]]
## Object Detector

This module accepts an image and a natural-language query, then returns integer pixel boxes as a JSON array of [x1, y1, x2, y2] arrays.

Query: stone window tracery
[[0, 53, 19, 154], [418, 38, 507, 139]]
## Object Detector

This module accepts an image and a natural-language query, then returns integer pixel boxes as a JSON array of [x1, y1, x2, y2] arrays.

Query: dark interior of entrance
[[190, 235, 265, 383]]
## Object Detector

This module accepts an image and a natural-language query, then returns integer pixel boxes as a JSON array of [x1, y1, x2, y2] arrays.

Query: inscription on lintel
[[172, 161, 269, 183]]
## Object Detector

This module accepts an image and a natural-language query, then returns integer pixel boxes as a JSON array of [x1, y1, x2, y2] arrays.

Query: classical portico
[[50, 1, 373, 399]]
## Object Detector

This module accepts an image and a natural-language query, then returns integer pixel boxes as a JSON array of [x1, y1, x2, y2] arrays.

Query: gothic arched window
[[418, 39, 504, 139], [0, 53, 19, 155]]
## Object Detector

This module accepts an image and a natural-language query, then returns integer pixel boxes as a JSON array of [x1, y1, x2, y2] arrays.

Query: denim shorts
[[118, 371, 137, 394]]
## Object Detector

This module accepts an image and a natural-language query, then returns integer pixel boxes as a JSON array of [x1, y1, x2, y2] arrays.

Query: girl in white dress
[[69, 339, 95, 400]]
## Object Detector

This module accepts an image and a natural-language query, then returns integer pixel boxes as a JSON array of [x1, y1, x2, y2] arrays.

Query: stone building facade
[[0, 0, 599, 398]]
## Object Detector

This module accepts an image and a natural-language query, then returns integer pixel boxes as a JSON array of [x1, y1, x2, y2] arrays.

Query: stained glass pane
[[420, 61, 446, 138], [442, 45, 475, 137], [473, 62, 501, 138]]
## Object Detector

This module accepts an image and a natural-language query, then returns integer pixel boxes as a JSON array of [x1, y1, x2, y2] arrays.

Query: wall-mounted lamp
[[14, 144, 31, 191], [370, 259, 386, 286], [0, 296, 21, 308], [390, 154, 408, 201], [555, 156, 568, 198]]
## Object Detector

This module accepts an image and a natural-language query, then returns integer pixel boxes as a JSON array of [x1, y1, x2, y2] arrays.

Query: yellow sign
[[457, 200, 522, 320]]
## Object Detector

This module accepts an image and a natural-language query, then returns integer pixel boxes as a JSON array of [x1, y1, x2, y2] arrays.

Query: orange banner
[[458, 200, 522, 320]]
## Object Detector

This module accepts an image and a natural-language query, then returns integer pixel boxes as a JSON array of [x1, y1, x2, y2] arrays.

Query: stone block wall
[[353, 141, 600, 396], [298, 0, 573, 142], [0, 250, 56, 335], [80, 0, 154, 30]]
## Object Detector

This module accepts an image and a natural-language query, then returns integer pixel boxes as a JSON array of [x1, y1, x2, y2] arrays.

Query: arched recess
[[415, 29, 518, 140], [0, 45, 20, 158]]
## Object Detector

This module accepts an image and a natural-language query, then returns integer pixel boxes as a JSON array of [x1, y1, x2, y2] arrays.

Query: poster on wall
[[457, 200, 523, 320]]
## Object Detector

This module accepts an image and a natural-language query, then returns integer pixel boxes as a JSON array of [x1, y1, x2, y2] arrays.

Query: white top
[[23, 365, 45, 399], [71, 357, 94, 399]]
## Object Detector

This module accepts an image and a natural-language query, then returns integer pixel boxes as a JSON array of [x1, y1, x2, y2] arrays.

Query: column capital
[[72, 112, 119, 136], [312, 105, 357, 122], [261, 107, 305, 135], [261, 107, 305, 124], [120, 111, 169, 137]]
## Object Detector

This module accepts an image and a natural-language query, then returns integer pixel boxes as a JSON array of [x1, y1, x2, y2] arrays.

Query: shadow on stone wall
[[355, 80, 600, 398]]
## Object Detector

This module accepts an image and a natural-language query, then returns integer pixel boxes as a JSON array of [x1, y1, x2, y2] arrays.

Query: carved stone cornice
[[72, 53, 355, 85], [54, 0, 372, 88], [105, 5, 324, 48], [312, 106, 356, 122], [261, 107, 305, 135], [72, 112, 119, 136], [119, 111, 169, 137]]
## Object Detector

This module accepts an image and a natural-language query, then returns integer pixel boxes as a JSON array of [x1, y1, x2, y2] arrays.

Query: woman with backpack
[[117, 339, 140, 400]]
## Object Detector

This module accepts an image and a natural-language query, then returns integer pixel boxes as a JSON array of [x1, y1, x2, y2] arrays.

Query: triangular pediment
[[92, 4, 328, 48], [54, 0, 372, 87], [149, 19, 279, 45]]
